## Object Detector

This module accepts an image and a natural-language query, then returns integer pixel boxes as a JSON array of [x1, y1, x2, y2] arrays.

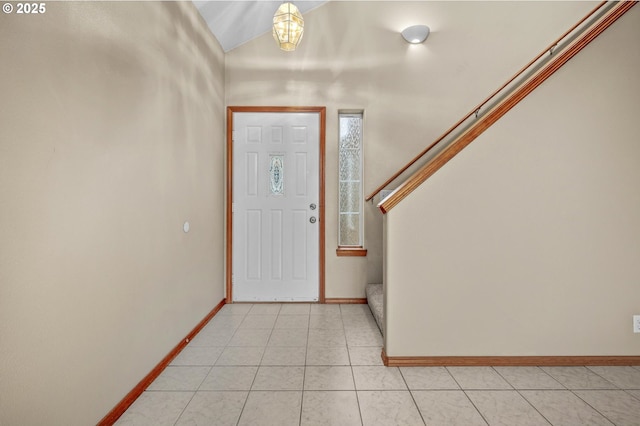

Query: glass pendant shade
[[273, 2, 304, 51]]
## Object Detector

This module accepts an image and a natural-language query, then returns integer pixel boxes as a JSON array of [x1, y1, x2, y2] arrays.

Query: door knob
[[309, 216, 317, 224], [310, 203, 317, 210]]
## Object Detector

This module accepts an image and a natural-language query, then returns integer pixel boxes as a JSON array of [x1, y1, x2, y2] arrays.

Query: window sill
[[336, 247, 368, 257]]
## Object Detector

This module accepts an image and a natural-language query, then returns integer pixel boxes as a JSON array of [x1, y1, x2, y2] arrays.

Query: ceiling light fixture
[[401, 25, 430, 44], [273, 2, 304, 51]]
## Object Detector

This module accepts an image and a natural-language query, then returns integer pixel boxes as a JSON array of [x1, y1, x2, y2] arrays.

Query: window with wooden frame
[[337, 111, 367, 257]]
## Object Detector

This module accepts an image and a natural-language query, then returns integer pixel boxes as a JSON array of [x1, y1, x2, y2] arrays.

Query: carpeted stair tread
[[365, 283, 383, 335]]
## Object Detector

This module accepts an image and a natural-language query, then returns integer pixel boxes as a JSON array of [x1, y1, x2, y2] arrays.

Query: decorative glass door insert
[[269, 154, 285, 195]]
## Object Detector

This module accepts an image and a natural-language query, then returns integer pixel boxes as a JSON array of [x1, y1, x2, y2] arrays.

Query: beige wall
[[0, 2, 225, 424], [225, 1, 594, 298], [385, 5, 640, 357]]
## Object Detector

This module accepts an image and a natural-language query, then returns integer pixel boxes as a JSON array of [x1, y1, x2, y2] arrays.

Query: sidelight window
[[337, 111, 365, 254]]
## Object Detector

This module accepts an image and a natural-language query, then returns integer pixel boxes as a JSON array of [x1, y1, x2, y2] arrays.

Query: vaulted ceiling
[[193, 0, 328, 52]]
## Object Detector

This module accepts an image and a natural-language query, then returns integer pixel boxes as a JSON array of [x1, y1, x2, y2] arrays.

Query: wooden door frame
[[226, 106, 326, 303]]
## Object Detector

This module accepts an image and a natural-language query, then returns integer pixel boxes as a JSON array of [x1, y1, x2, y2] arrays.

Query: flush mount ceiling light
[[273, 2, 304, 51], [401, 25, 430, 44]]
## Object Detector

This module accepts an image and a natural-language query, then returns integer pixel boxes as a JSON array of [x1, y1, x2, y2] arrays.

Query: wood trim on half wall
[[98, 299, 227, 426], [381, 350, 640, 367], [226, 106, 326, 304]]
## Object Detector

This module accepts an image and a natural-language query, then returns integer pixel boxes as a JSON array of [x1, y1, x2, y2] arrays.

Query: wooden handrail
[[379, 0, 636, 214], [365, 1, 608, 202]]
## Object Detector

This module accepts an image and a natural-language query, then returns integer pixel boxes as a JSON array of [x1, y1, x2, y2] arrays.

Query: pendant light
[[273, 2, 304, 51]]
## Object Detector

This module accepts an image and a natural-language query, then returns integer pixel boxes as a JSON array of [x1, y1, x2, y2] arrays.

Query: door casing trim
[[226, 106, 326, 303]]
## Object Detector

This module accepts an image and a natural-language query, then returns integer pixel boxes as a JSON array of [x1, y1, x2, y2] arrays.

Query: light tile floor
[[115, 304, 640, 426]]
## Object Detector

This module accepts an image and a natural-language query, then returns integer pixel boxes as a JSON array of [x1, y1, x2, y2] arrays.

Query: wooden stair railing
[[364, 0, 607, 203], [367, 1, 636, 213]]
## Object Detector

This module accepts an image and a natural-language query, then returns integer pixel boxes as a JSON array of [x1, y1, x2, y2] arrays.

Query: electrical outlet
[[634, 315, 640, 333]]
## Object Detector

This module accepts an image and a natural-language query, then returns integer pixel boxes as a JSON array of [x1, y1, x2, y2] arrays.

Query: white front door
[[232, 112, 320, 301]]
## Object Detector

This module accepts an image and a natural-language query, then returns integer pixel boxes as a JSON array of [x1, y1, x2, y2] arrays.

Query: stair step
[[365, 283, 383, 335]]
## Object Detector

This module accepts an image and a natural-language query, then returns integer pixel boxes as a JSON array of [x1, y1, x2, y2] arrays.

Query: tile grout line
[[233, 305, 256, 426], [556, 365, 622, 424], [624, 388, 640, 401], [569, 388, 620, 426], [537, 366, 569, 390], [171, 364, 214, 426], [299, 308, 312, 426], [491, 367, 553, 426], [398, 367, 428, 426], [342, 304, 365, 426], [445, 367, 491, 426], [584, 365, 623, 390], [169, 303, 251, 426], [492, 365, 622, 426], [173, 304, 254, 426]]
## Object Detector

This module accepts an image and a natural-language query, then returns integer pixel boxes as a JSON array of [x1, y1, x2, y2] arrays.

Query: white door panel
[[233, 112, 320, 301]]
